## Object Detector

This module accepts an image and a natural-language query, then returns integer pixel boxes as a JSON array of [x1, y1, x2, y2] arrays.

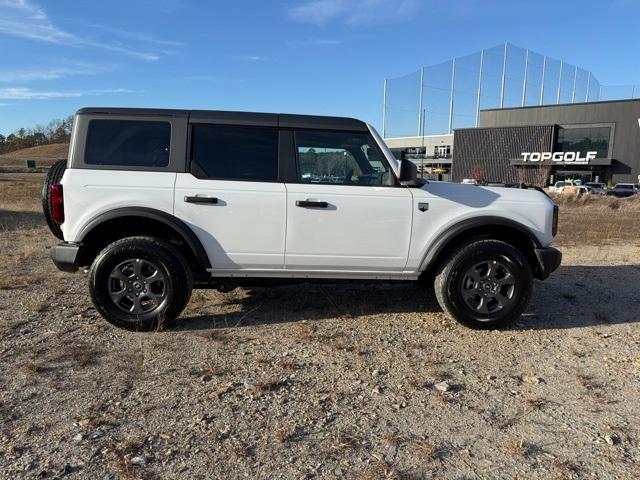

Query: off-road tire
[[89, 237, 193, 331], [42, 159, 67, 240], [434, 239, 532, 329]]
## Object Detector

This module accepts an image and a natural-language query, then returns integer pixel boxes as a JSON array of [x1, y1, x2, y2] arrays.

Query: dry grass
[[509, 438, 539, 457], [22, 297, 50, 312], [552, 193, 640, 246], [107, 435, 148, 480], [410, 440, 441, 462], [0, 173, 45, 211], [254, 377, 289, 393], [328, 430, 362, 452], [382, 431, 408, 448], [0, 143, 68, 164], [358, 461, 421, 480], [52, 344, 103, 368], [275, 423, 300, 443], [22, 360, 49, 375]]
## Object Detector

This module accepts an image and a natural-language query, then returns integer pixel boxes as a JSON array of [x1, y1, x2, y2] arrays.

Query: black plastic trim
[[77, 107, 189, 117], [50, 242, 81, 272], [278, 129, 297, 183], [279, 113, 367, 132], [420, 216, 543, 271], [190, 110, 278, 127], [76, 108, 367, 132], [534, 247, 562, 280], [77, 207, 212, 269]]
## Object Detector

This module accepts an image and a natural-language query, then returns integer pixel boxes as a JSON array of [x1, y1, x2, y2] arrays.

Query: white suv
[[44, 108, 561, 330]]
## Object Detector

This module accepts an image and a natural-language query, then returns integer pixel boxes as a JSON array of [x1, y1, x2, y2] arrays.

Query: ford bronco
[[44, 108, 561, 330]]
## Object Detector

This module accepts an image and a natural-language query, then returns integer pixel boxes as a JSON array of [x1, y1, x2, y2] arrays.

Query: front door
[[285, 129, 413, 272], [174, 123, 286, 272]]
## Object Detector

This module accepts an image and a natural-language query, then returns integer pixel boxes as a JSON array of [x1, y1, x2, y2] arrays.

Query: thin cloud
[[0, 62, 110, 83], [287, 38, 342, 46], [177, 75, 246, 83], [289, 0, 419, 26], [84, 23, 184, 47], [0, 86, 139, 100], [238, 55, 269, 62], [0, 0, 166, 60]]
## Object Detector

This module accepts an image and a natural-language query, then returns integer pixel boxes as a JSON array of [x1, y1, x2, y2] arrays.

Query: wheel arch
[[76, 207, 211, 274], [420, 216, 542, 277]]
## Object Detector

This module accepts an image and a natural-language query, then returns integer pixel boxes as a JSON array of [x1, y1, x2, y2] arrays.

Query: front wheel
[[89, 237, 193, 331], [434, 239, 532, 329]]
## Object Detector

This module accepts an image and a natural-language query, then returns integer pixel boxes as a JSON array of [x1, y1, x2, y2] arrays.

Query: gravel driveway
[[1, 230, 639, 479]]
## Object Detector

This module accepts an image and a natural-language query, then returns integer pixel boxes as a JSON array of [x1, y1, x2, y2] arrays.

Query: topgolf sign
[[520, 151, 598, 164]]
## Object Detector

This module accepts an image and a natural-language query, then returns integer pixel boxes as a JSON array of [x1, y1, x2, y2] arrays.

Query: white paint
[[174, 175, 287, 270], [61, 169, 176, 241], [61, 128, 557, 279], [521, 151, 597, 164], [284, 183, 413, 271]]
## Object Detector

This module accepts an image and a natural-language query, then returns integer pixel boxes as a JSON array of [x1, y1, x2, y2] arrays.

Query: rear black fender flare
[[77, 207, 211, 269], [419, 216, 542, 271]]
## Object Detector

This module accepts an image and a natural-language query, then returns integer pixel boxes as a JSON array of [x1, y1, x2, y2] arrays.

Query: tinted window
[[85, 120, 170, 166], [556, 126, 611, 158], [295, 131, 392, 186], [190, 125, 278, 181]]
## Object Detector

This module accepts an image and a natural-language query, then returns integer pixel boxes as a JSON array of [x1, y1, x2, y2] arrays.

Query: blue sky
[[1, 0, 639, 135]]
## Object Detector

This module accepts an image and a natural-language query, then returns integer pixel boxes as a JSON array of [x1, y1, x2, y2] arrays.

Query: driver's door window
[[294, 130, 392, 186]]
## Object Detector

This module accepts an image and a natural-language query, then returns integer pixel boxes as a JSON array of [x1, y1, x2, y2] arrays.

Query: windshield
[[586, 183, 602, 188], [615, 184, 634, 190]]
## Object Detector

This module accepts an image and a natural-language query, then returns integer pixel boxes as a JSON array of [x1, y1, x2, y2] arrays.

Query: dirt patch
[[1, 174, 639, 479]]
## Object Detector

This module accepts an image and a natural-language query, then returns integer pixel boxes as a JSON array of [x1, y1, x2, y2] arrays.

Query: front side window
[[295, 130, 392, 186], [85, 120, 170, 167], [190, 124, 278, 181]]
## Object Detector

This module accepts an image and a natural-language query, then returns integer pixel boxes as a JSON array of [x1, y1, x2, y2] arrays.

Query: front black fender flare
[[419, 216, 542, 272], [77, 207, 211, 269]]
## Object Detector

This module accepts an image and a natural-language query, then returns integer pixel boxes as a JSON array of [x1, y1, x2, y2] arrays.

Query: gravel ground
[[1, 182, 640, 479]]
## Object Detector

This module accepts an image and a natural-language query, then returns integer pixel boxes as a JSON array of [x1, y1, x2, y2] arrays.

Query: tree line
[[0, 116, 73, 154]]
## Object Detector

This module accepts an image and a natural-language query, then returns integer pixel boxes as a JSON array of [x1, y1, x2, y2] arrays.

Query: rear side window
[[190, 124, 278, 181], [85, 120, 171, 167]]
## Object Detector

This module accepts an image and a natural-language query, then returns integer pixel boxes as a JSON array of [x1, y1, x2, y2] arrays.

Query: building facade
[[452, 99, 640, 185], [383, 134, 453, 180]]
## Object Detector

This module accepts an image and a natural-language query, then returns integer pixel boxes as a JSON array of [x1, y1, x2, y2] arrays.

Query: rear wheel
[[42, 159, 67, 239], [434, 239, 532, 329], [89, 237, 193, 331]]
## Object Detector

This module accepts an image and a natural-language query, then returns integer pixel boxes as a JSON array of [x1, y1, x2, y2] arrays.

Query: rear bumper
[[50, 242, 81, 272], [533, 246, 562, 280]]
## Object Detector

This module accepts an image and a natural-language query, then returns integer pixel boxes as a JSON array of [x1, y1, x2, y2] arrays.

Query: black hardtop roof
[[75, 107, 369, 132]]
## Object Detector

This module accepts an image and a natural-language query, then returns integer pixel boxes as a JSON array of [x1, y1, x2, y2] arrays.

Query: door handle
[[296, 199, 328, 209], [184, 195, 218, 204]]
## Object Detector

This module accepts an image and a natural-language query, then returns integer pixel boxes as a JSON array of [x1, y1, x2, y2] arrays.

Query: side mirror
[[399, 158, 418, 185]]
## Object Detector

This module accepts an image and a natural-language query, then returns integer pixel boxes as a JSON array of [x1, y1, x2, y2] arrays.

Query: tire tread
[[433, 239, 532, 329]]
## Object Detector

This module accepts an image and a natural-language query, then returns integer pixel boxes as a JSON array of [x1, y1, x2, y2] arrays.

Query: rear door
[[284, 129, 413, 273], [174, 123, 286, 272]]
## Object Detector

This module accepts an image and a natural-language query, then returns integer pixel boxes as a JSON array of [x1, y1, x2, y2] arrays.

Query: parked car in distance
[[44, 107, 561, 331], [584, 182, 606, 195], [461, 178, 478, 185], [549, 181, 567, 193], [606, 183, 637, 198], [558, 185, 589, 195]]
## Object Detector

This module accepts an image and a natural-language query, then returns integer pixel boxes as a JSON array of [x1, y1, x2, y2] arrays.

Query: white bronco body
[[46, 108, 560, 330]]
